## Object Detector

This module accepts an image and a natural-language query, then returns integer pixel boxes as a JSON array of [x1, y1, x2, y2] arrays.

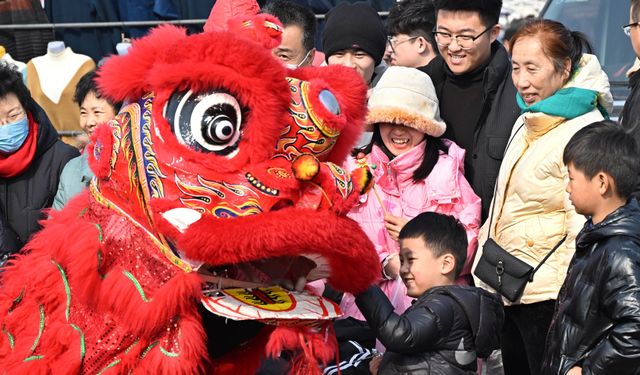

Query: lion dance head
[[0, 12, 378, 375]]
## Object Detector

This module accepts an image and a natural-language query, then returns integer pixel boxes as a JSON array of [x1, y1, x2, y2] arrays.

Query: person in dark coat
[[354, 212, 504, 375], [620, 0, 640, 198], [542, 121, 640, 375], [0, 62, 78, 264], [420, 0, 520, 221]]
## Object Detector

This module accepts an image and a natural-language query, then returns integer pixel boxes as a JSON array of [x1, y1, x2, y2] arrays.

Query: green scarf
[[517, 87, 608, 120]]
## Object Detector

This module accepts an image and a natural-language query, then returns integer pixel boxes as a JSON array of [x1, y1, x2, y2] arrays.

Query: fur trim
[[159, 207, 379, 294], [98, 26, 291, 177], [366, 106, 446, 137], [87, 122, 115, 180], [204, 0, 260, 33], [266, 325, 338, 375], [98, 25, 188, 102]]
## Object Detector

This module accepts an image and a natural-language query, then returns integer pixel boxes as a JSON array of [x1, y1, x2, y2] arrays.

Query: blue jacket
[[53, 152, 93, 211]]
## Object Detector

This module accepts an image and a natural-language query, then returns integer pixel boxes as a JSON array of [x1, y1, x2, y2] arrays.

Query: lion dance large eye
[[165, 89, 243, 157]]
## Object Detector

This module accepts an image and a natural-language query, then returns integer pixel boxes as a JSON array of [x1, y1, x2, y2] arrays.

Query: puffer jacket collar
[[371, 140, 466, 200], [414, 285, 504, 359], [576, 198, 640, 251], [371, 142, 424, 194], [31, 98, 60, 159], [565, 53, 614, 114], [522, 113, 565, 143]]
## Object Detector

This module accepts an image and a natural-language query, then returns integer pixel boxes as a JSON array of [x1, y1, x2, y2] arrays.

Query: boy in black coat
[[355, 212, 504, 374], [542, 121, 640, 375]]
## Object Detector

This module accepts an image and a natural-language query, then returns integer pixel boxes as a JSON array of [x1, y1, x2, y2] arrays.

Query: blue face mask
[[0, 116, 29, 153]]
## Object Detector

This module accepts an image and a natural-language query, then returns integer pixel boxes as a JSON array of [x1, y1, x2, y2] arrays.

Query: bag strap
[[486, 123, 525, 238], [529, 234, 567, 281], [484, 122, 568, 281]]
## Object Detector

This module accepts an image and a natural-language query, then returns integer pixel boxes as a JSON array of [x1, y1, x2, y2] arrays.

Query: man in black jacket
[[0, 63, 78, 262], [542, 122, 640, 375], [420, 0, 519, 221]]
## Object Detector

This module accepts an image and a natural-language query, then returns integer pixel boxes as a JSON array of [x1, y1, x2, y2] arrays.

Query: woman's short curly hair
[[0, 62, 35, 114]]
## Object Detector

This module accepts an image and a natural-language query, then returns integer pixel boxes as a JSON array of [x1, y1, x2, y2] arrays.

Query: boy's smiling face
[[400, 237, 455, 298]]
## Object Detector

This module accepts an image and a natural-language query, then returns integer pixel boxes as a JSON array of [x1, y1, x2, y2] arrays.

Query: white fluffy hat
[[366, 66, 446, 137]]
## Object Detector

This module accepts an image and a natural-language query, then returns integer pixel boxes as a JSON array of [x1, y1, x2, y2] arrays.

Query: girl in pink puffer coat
[[339, 66, 481, 324]]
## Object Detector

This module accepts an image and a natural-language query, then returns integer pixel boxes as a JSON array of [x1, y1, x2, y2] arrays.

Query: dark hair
[[74, 70, 122, 112], [502, 15, 534, 42], [352, 125, 448, 182], [387, 0, 438, 53], [400, 212, 468, 278], [0, 62, 35, 114], [510, 19, 593, 76], [633, 0, 640, 23], [261, 0, 317, 52], [434, 0, 502, 27], [563, 121, 639, 200]]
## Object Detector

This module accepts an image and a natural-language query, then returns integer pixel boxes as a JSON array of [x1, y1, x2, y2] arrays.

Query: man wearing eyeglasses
[[420, 0, 519, 222], [621, 1, 640, 163], [385, 0, 438, 68]]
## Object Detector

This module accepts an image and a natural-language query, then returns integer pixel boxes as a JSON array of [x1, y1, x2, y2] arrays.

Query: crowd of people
[[2, 0, 640, 374]]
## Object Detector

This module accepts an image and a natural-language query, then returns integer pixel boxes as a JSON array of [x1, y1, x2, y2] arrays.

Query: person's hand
[[383, 253, 400, 279], [567, 367, 582, 375], [384, 214, 408, 241], [369, 355, 382, 375]]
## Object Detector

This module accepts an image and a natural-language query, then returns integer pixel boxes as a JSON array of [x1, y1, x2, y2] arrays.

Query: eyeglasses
[[432, 25, 494, 50], [386, 36, 419, 54], [623, 22, 640, 36], [0, 110, 25, 126]]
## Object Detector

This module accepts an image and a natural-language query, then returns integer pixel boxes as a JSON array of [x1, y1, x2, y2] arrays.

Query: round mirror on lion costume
[[0, 2, 380, 374]]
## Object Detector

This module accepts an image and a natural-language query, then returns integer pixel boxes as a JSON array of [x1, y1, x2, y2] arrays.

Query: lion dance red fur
[[0, 14, 379, 375]]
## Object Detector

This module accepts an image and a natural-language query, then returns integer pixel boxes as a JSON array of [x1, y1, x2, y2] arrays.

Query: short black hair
[[387, 0, 438, 53], [74, 70, 122, 112], [503, 16, 534, 42], [633, 0, 640, 23], [0, 62, 35, 114], [434, 0, 502, 27], [563, 121, 639, 200], [261, 0, 317, 52], [399, 212, 468, 278]]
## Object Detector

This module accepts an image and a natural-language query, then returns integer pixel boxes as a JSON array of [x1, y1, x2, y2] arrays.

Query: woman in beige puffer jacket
[[471, 20, 613, 375]]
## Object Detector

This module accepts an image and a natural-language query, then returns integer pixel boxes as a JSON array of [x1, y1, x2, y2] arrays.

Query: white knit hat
[[366, 66, 446, 137]]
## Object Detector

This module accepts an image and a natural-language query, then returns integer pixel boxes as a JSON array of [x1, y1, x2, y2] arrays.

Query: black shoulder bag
[[473, 125, 567, 302]]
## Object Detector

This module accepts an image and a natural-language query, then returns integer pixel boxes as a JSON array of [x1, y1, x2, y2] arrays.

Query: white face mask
[[284, 49, 313, 70]]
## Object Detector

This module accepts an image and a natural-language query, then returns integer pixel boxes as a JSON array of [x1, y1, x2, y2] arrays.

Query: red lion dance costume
[[0, 11, 379, 375]]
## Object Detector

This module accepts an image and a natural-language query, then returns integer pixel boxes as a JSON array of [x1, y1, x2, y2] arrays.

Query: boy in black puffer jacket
[[542, 121, 640, 375], [355, 212, 504, 374]]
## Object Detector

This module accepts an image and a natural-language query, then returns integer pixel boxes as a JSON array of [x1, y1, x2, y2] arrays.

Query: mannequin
[[0, 46, 27, 81], [116, 39, 132, 55], [26, 41, 95, 147]]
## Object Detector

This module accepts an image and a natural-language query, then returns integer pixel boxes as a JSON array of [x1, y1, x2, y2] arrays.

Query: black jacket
[[542, 199, 640, 375], [0, 101, 78, 254], [420, 42, 520, 221], [356, 285, 504, 375], [620, 72, 640, 199]]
